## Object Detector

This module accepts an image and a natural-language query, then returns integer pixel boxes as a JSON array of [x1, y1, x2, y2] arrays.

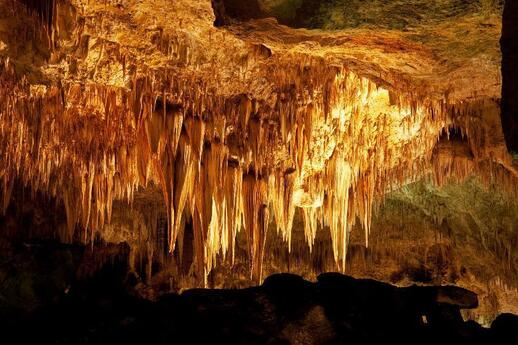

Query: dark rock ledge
[[2, 266, 516, 344], [0, 238, 515, 344]]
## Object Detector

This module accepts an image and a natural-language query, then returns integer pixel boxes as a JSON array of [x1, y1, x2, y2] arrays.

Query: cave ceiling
[[0, 0, 516, 283]]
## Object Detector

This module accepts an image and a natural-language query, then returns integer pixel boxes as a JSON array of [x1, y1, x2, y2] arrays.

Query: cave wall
[[502, 0, 518, 152]]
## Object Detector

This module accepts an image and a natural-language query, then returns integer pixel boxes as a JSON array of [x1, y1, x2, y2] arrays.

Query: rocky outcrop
[[2, 271, 516, 343]]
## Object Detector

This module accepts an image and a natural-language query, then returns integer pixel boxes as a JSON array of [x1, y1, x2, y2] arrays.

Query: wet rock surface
[[1, 249, 516, 345]]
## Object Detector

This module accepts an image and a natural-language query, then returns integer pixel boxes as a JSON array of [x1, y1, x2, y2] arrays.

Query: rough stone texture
[[2, 269, 517, 343], [501, 0, 518, 152]]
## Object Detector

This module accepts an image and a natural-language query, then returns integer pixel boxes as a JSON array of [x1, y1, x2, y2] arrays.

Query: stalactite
[[171, 131, 196, 252], [0, 28, 516, 283], [242, 173, 269, 282], [16, 0, 59, 48], [324, 151, 352, 270], [270, 168, 297, 251], [224, 160, 243, 265], [302, 207, 318, 252]]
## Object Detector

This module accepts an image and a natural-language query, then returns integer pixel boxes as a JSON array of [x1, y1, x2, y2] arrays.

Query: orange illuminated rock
[[0, 0, 516, 283]]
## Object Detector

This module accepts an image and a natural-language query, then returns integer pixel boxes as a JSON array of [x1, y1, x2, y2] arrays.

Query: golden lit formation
[[0, 0, 516, 284]]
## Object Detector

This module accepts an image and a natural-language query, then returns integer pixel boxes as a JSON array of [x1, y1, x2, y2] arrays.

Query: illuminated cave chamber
[[0, 0, 517, 319]]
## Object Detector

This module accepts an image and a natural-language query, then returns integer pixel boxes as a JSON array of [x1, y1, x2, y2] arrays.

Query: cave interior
[[0, 0, 517, 342]]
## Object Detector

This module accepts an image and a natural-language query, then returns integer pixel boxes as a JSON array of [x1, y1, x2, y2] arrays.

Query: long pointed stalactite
[[0, 0, 516, 285], [2, 54, 515, 283]]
